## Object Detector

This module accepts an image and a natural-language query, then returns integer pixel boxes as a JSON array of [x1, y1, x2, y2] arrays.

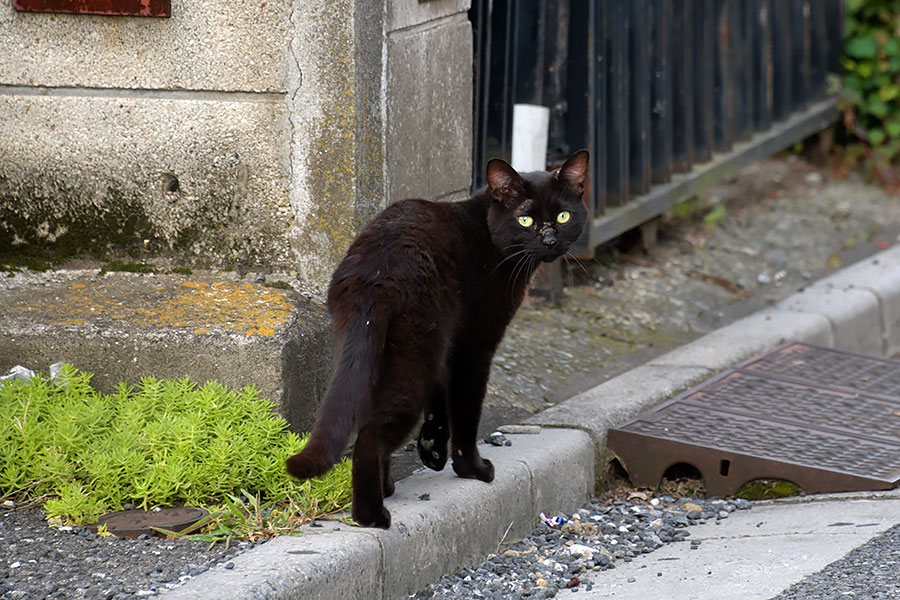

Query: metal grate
[[607, 342, 900, 497]]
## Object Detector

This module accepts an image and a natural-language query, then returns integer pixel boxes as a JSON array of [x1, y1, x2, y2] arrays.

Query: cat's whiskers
[[491, 246, 530, 281], [508, 252, 537, 302], [564, 251, 591, 284]]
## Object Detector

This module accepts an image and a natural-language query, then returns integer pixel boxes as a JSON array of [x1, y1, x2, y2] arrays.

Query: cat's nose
[[541, 232, 558, 247]]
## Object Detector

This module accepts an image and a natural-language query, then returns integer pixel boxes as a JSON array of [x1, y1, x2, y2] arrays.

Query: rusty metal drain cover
[[85, 507, 208, 538], [607, 342, 900, 497]]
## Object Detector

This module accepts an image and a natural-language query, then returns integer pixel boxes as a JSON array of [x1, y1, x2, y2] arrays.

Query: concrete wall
[[0, 0, 472, 294]]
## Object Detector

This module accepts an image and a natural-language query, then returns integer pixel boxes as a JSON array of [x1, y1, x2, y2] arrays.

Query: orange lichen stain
[[244, 327, 276, 337], [14, 278, 295, 337], [151, 282, 294, 336]]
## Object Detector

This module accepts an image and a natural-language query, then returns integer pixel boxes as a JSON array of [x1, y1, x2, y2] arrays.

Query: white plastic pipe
[[511, 103, 550, 172]]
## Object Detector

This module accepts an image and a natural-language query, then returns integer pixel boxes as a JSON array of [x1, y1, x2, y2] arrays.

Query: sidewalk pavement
[[566, 490, 900, 599]]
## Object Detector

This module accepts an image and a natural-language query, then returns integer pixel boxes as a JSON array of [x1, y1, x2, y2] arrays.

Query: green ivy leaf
[[886, 119, 900, 139], [868, 127, 886, 146], [847, 36, 879, 59]]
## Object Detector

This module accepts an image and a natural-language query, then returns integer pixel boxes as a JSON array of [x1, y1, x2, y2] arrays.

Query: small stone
[[485, 432, 509, 447], [559, 544, 594, 560], [224, 562, 235, 570], [734, 498, 752, 510], [627, 576, 636, 583], [757, 272, 772, 284], [418, 493, 431, 501]]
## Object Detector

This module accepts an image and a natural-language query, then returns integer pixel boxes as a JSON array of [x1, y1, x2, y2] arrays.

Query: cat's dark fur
[[285, 150, 589, 528]]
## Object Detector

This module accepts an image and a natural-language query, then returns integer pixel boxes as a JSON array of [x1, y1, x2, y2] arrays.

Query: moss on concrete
[[0, 174, 162, 261], [734, 479, 803, 500]]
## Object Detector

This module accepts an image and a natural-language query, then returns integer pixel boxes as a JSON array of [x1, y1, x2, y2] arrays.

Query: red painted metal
[[13, 0, 171, 17], [607, 342, 900, 497]]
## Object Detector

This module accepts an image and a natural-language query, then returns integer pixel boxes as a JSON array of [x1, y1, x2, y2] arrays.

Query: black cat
[[286, 150, 589, 528]]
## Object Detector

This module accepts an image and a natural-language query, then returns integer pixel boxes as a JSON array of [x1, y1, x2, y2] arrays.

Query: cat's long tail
[[285, 306, 384, 480]]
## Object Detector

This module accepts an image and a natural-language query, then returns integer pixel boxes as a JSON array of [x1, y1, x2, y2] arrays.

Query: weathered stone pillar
[[288, 0, 472, 295]]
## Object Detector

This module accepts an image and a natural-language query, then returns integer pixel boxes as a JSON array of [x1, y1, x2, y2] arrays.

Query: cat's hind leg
[[417, 380, 449, 471], [350, 423, 391, 528], [353, 336, 434, 527], [381, 450, 395, 498]]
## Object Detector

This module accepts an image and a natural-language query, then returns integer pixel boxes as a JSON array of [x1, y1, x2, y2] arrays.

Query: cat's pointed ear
[[554, 150, 590, 191], [486, 158, 525, 205]]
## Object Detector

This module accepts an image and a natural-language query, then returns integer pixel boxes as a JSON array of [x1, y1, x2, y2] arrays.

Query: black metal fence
[[470, 0, 844, 254]]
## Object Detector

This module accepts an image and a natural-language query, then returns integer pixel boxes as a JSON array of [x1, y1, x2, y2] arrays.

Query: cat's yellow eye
[[517, 215, 534, 228], [557, 210, 571, 224]]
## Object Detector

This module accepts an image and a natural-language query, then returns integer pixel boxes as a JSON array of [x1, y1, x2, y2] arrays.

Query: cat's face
[[486, 150, 589, 264]]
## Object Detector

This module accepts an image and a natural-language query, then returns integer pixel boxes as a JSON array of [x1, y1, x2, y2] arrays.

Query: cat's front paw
[[452, 456, 494, 483], [417, 435, 448, 471], [417, 414, 449, 471]]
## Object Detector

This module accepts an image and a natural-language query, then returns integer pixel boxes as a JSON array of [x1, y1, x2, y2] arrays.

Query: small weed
[[169, 267, 193, 275], [0, 366, 352, 539], [703, 203, 728, 231], [670, 196, 703, 220]]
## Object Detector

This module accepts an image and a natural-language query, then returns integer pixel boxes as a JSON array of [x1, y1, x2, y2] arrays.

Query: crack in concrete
[[286, 2, 303, 194]]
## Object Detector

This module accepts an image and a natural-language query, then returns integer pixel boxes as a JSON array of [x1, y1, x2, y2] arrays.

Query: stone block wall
[[0, 0, 472, 295]]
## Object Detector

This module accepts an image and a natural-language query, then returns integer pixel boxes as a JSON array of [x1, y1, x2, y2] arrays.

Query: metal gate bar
[[470, 0, 844, 255]]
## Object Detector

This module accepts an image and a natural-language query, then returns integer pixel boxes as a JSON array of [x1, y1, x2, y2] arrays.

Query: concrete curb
[[163, 429, 594, 600], [164, 247, 900, 599]]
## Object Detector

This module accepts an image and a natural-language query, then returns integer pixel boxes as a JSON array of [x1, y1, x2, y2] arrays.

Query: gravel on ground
[[411, 492, 753, 600], [0, 508, 255, 600]]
